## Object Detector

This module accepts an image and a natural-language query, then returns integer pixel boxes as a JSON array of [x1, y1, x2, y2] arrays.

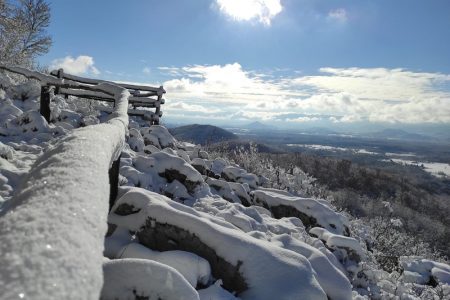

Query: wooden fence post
[[54, 68, 64, 95], [108, 154, 121, 210], [154, 86, 163, 125], [40, 86, 51, 122]]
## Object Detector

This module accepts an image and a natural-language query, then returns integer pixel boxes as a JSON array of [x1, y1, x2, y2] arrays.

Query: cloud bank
[[160, 63, 450, 124]]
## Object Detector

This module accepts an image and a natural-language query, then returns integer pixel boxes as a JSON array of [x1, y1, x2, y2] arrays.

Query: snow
[[101, 258, 200, 300], [131, 151, 207, 198], [141, 125, 177, 149], [198, 280, 239, 300], [109, 188, 328, 300], [210, 158, 229, 176], [192, 196, 352, 299], [400, 257, 450, 285], [222, 166, 259, 189], [2, 71, 450, 300], [251, 189, 349, 235], [206, 177, 242, 204], [110, 241, 212, 287], [0, 73, 130, 299], [309, 227, 365, 262], [384, 158, 450, 178]]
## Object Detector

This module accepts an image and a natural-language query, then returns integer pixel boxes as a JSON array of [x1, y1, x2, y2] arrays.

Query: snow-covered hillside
[[0, 72, 449, 299]]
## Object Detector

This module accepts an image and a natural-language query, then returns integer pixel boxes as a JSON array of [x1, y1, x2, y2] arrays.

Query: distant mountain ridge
[[370, 128, 434, 141], [245, 121, 271, 130], [169, 124, 238, 145]]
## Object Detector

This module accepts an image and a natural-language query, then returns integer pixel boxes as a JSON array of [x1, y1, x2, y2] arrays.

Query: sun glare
[[216, 0, 282, 25]]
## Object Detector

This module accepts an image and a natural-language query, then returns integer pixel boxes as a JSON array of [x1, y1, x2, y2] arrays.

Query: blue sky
[[39, 0, 450, 131]]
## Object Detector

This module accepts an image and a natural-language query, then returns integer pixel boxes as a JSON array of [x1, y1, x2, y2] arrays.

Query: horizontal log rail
[[0, 65, 165, 125], [58, 87, 164, 107], [51, 68, 164, 125], [50, 69, 165, 94]]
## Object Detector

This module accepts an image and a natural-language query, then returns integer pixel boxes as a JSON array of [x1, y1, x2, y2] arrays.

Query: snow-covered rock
[[141, 125, 177, 149], [132, 151, 207, 198], [128, 128, 145, 152], [250, 189, 349, 235], [109, 188, 328, 300], [310, 227, 365, 263], [221, 166, 259, 189], [206, 177, 241, 204], [119, 243, 212, 287], [270, 234, 352, 300], [400, 256, 450, 285], [101, 258, 200, 300], [198, 280, 239, 300]]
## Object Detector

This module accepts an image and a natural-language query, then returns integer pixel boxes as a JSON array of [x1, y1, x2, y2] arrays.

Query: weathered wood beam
[[50, 69, 165, 94], [40, 86, 51, 122], [59, 88, 161, 107]]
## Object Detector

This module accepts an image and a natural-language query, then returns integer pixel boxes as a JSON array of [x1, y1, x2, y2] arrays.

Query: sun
[[216, 0, 282, 25]]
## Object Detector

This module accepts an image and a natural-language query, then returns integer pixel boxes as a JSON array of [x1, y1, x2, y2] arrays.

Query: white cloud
[[216, 0, 282, 25], [160, 63, 450, 124], [50, 55, 100, 75], [165, 101, 220, 114], [142, 67, 151, 74], [164, 62, 302, 105], [327, 8, 348, 22]]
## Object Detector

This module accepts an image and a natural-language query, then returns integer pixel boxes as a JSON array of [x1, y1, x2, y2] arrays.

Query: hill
[[370, 128, 434, 141], [245, 121, 271, 131], [169, 124, 238, 145]]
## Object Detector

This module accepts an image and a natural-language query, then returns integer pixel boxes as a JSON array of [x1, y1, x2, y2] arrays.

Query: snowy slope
[[0, 72, 449, 300]]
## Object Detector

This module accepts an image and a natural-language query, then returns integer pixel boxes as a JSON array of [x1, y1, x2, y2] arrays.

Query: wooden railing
[[0, 65, 165, 125], [0, 65, 147, 207], [0, 65, 132, 299], [49, 68, 165, 125]]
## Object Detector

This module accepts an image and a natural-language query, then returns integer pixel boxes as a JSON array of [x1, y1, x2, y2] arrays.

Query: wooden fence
[[0, 65, 132, 299], [0, 65, 164, 207], [48, 68, 165, 125]]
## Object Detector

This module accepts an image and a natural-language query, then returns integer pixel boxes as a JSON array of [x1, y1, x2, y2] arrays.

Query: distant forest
[[210, 142, 450, 268]]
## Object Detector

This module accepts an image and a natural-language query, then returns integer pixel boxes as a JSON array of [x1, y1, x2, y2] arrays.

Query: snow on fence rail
[[50, 68, 165, 125], [0, 65, 131, 299], [0, 65, 165, 125]]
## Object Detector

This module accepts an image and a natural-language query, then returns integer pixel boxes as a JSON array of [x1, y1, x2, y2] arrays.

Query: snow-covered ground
[[384, 158, 450, 178], [286, 143, 450, 178], [0, 72, 449, 299]]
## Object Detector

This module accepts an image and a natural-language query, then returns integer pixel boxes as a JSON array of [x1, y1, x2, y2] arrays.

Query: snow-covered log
[[0, 82, 130, 299], [0, 65, 117, 96], [59, 88, 161, 107], [49, 69, 165, 94], [109, 188, 328, 300]]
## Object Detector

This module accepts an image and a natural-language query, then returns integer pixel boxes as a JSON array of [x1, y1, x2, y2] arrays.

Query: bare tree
[[0, 0, 52, 66]]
